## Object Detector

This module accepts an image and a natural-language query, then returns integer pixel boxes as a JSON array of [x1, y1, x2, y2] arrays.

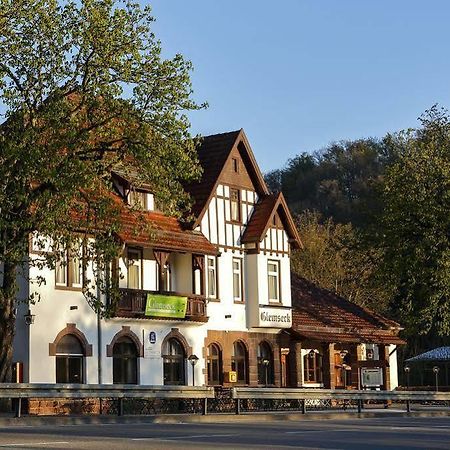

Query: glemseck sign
[[258, 307, 292, 328]]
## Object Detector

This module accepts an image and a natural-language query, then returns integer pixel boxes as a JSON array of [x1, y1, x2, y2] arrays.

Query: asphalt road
[[0, 416, 449, 449]]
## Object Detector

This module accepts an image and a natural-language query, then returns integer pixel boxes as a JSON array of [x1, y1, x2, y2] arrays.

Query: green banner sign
[[145, 294, 188, 318]]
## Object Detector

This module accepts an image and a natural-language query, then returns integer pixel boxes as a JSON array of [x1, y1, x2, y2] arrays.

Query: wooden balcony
[[115, 288, 208, 322]]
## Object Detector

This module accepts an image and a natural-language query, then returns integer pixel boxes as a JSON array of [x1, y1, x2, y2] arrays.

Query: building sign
[[145, 294, 187, 318], [227, 371, 237, 383], [361, 367, 383, 387], [257, 307, 292, 328]]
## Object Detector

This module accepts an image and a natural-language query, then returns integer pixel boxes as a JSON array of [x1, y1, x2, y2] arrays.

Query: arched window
[[257, 341, 274, 385], [304, 350, 323, 383], [207, 343, 222, 385], [163, 338, 186, 385], [113, 337, 138, 384], [56, 334, 84, 383], [231, 341, 248, 384]]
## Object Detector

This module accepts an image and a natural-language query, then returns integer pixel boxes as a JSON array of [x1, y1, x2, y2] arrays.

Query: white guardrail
[[231, 387, 450, 414], [0, 383, 215, 418]]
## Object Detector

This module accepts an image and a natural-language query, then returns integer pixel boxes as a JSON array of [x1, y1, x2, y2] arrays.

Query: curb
[[0, 409, 449, 426]]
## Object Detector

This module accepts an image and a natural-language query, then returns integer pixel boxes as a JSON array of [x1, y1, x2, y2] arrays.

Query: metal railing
[[0, 383, 215, 418], [231, 387, 450, 414]]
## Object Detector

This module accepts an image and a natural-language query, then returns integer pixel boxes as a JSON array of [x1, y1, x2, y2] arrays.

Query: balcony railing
[[115, 288, 208, 322]]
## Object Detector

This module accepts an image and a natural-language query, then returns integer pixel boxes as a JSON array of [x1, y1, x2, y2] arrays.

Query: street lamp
[[433, 366, 440, 392], [404, 366, 411, 389], [24, 310, 35, 325], [262, 359, 270, 386], [188, 354, 199, 386]]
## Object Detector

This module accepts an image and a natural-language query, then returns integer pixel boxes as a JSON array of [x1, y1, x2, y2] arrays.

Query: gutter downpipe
[[97, 265, 103, 385]]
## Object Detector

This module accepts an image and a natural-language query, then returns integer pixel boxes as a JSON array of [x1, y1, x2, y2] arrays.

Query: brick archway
[[161, 328, 192, 356], [49, 323, 93, 356], [106, 326, 144, 357]]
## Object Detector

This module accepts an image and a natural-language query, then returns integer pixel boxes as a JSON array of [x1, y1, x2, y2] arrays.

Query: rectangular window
[[55, 239, 83, 289], [129, 190, 148, 210], [55, 258, 67, 286], [233, 258, 243, 302], [230, 188, 241, 222], [268, 260, 280, 302], [127, 248, 142, 289], [157, 263, 171, 292], [207, 256, 217, 299], [70, 243, 83, 288], [232, 157, 239, 173]]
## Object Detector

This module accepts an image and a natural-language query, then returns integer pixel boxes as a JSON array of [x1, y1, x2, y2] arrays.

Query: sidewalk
[[0, 407, 449, 426]]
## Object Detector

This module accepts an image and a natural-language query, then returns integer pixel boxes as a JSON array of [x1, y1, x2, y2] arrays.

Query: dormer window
[[230, 188, 241, 222], [129, 190, 148, 210]]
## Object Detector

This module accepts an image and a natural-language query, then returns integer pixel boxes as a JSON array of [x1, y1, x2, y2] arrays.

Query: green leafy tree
[[380, 106, 450, 343], [266, 138, 393, 228], [291, 211, 391, 312], [0, 0, 204, 381]]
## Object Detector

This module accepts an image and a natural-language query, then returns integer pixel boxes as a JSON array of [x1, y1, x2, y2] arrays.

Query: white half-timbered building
[[12, 129, 403, 405]]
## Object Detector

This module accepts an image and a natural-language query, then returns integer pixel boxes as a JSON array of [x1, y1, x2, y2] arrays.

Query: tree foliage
[[269, 105, 450, 356], [292, 211, 391, 313], [380, 106, 450, 340], [0, 0, 204, 381], [266, 138, 393, 228]]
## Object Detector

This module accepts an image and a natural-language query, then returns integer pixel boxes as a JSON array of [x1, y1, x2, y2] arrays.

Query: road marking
[[132, 433, 236, 440], [285, 429, 360, 434], [390, 426, 450, 431], [0, 442, 69, 447]]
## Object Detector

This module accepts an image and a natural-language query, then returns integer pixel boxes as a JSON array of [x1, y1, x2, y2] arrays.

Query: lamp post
[[404, 366, 411, 389], [433, 366, 440, 392], [24, 310, 35, 325], [188, 354, 199, 386], [404, 365, 411, 413], [262, 359, 270, 386]]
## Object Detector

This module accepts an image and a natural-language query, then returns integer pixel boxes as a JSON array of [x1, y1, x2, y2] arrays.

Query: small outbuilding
[[287, 274, 405, 390], [405, 347, 450, 389]]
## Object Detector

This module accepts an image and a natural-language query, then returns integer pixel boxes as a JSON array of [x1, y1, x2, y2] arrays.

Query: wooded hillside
[[266, 106, 450, 359]]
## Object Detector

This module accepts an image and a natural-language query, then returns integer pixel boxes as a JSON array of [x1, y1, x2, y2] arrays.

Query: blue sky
[[150, 0, 450, 172]]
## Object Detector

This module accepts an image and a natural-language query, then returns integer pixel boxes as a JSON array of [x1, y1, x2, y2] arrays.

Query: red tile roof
[[115, 203, 217, 255], [291, 273, 405, 345], [241, 192, 302, 249]]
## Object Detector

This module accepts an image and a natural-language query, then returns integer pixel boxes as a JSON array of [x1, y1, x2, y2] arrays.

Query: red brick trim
[[106, 326, 144, 357], [161, 328, 192, 356], [49, 323, 93, 357]]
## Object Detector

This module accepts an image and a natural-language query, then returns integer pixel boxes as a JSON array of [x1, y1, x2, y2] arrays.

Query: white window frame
[[127, 248, 142, 290], [129, 189, 148, 210], [232, 257, 243, 302], [267, 260, 280, 302], [55, 239, 83, 289], [206, 256, 217, 299], [230, 188, 241, 222]]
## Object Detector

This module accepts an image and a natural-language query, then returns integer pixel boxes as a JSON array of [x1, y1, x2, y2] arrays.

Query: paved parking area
[[0, 416, 449, 449]]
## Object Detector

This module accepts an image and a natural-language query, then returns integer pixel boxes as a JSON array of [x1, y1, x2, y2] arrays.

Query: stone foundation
[[28, 398, 101, 416]]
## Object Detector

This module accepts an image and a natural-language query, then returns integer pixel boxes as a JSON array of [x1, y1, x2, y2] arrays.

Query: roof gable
[[241, 192, 303, 249], [185, 129, 269, 228]]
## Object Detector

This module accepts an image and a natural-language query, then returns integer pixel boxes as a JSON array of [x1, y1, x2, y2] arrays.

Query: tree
[[265, 138, 392, 228], [291, 211, 391, 313], [0, 0, 204, 381], [380, 105, 450, 344]]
